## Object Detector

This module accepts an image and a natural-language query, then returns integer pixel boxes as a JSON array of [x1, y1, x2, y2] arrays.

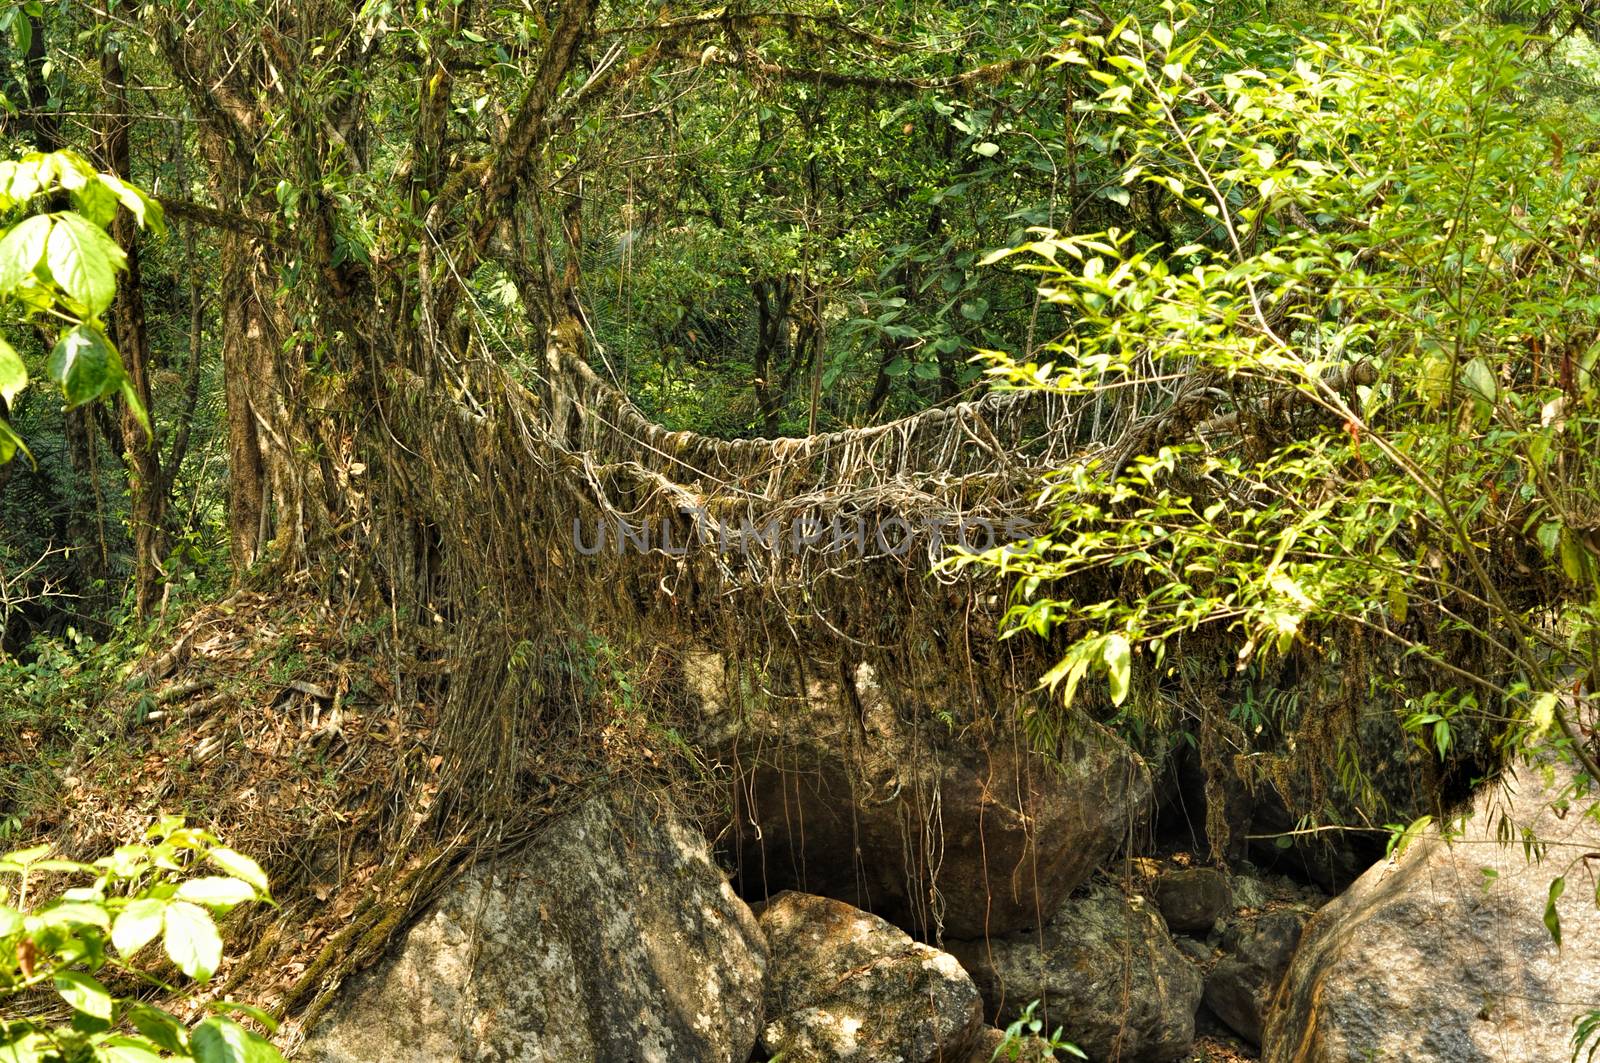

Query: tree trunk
[[101, 39, 165, 617]]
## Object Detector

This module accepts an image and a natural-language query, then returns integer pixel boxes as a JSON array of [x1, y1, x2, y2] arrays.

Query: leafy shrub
[[0, 818, 283, 1062]]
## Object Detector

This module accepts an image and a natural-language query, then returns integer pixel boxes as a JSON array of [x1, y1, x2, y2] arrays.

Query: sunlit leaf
[[111, 898, 166, 957], [53, 970, 112, 1021], [45, 211, 124, 315], [162, 901, 222, 982]]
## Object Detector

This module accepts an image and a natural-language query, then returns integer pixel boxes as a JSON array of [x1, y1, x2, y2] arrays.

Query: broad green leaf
[[0, 335, 25, 405], [190, 1017, 284, 1063], [91, 174, 164, 234], [1560, 531, 1589, 583], [176, 877, 256, 910], [72, 179, 119, 229], [0, 904, 22, 936], [2, 844, 49, 866], [32, 901, 110, 929], [1103, 632, 1132, 706], [45, 211, 124, 315], [111, 898, 166, 957], [0, 215, 50, 295], [54, 970, 113, 1021], [48, 325, 126, 408], [207, 849, 269, 896], [1459, 356, 1497, 406], [163, 900, 222, 982]]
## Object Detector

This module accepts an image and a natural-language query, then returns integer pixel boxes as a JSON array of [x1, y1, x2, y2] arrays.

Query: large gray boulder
[[757, 891, 983, 1062], [949, 884, 1205, 1062], [301, 791, 768, 1063], [1262, 755, 1600, 1062], [690, 652, 1152, 939]]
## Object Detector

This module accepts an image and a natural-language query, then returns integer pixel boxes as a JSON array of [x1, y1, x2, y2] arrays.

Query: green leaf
[[0, 417, 26, 465], [190, 1017, 285, 1063], [94, 1036, 166, 1063], [0, 215, 50, 293], [91, 174, 164, 233], [112, 898, 166, 957], [45, 211, 124, 315], [163, 900, 222, 982], [1545, 875, 1566, 947], [1459, 356, 1497, 406], [120, 377, 150, 437], [206, 1001, 279, 1033], [0, 1032, 45, 1063], [1103, 632, 1132, 706], [54, 970, 113, 1021], [48, 325, 126, 408], [0, 335, 25, 405], [972, 141, 1000, 158], [126, 1005, 188, 1056], [1528, 692, 1558, 740], [33, 901, 111, 929], [206, 849, 269, 896], [176, 877, 257, 911], [2, 844, 50, 866]]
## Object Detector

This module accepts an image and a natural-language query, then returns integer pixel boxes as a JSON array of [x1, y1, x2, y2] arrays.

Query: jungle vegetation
[[0, 0, 1598, 1055]]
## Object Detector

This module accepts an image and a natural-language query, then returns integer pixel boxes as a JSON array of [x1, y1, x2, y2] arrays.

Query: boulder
[[949, 884, 1204, 1062], [1202, 909, 1307, 1045], [691, 652, 1152, 938], [1262, 756, 1600, 1062], [757, 891, 983, 1062], [1152, 868, 1231, 933], [302, 790, 768, 1063]]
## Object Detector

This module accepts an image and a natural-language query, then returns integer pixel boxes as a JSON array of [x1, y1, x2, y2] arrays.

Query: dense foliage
[[0, 819, 280, 1063]]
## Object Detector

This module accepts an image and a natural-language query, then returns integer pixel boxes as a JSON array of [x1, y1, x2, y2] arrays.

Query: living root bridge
[[363, 326, 1109, 825]]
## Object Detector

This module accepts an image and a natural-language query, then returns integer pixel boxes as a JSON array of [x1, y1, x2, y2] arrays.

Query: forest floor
[[10, 590, 421, 1027]]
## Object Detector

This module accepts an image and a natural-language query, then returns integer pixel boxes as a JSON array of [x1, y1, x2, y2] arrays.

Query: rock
[[963, 1027, 1009, 1063], [302, 790, 768, 1063], [1228, 872, 1270, 912], [691, 652, 1152, 938], [1202, 909, 1306, 1046], [1172, 934, 1214, 967], [757, 891, 982, 1063], [1262, 756, 1600, 1062], [1153, 867, 1231, 933], [949, 884, 1204, 1062]]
